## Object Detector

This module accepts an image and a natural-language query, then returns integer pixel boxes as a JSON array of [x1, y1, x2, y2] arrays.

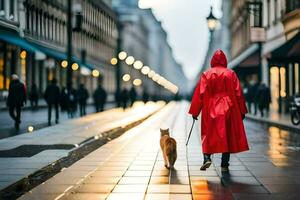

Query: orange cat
[[160, 128, 177, 169]]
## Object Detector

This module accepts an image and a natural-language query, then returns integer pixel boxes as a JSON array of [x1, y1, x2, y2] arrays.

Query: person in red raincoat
[[189, 49, 249, 171]]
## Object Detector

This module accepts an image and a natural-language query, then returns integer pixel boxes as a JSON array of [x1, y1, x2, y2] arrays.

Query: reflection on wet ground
[[16, 102, 300, 200]]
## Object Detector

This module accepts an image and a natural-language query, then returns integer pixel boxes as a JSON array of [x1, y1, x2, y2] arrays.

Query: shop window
[[274, 0, 277, 23], [280, 67, 286, 98], [9, 0, 14, 20], [20, 50, 27, 85], [0, 54, 4, 90], [0, 0, 5, 17], [295, 63, 299, 94], [270, 67, 279, 111]]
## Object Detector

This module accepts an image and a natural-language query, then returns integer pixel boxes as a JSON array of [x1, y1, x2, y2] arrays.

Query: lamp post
[[67, 0, 82, 90], [206, 6, 218, 41]]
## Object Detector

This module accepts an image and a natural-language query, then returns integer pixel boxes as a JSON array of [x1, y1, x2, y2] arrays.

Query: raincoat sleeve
[[189, 74, 207, 117], [232, 72, 248, 115]]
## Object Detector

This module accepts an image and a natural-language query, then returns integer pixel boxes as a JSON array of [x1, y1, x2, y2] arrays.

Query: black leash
[[186, 119, 195, 145]]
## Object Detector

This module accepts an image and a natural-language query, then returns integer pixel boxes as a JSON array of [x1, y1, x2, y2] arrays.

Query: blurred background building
[[0, 0, 118, 103], [112, 0, 188, 99], [0, 0, 187, 105]]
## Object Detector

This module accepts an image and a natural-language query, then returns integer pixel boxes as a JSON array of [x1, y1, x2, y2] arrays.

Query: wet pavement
[[0, 102, 164, 195], [15, 101, 300, 200], [0, 104, 114, 140]]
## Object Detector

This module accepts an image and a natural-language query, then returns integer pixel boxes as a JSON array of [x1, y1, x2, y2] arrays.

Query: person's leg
[[259, 106, 264, 117], [254, 103, 257, 115], [83, 103, 86, 115], [55, 103, 59, 124], [15, 106, 21, 130], [247, 102, 252, 114], [221, 153, 230, 168], [79, 103, 82, 116], [9, 106, 16, 121], [266, 105, 270, 117], [48, 104, 52, 125]]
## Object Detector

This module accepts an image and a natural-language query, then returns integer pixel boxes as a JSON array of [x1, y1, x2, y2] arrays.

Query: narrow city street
[[4, 101, 297, 200]]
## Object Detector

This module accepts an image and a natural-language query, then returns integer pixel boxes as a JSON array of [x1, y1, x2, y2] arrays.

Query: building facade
[[112, 0, 188, 99], [227, 0, 300, 114], [0, 0, 118, 103]]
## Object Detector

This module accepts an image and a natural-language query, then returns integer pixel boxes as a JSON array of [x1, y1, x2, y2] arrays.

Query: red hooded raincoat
[[189, 49, 249, 154]]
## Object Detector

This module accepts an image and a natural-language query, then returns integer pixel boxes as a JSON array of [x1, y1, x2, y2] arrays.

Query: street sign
[[250, 27, 266, 42]]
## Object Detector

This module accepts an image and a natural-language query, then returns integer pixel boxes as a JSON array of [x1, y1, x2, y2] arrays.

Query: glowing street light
[[125, 56, 135, 65], [133, 60, 143, 69], [71, 63, 79, 71], [148, 70, 156, 78], [152, 74, 160, 82], [122, 74, 131, 82], [20, 50, 27, 59], [141, 66, 150, 75], [111, 57, 118, 65], [92, 69, 100, 77], [28, 126, 34, 133], [133, 78, 142, 86], [61, 60, 68, 68], [118, 51, 127, 60]]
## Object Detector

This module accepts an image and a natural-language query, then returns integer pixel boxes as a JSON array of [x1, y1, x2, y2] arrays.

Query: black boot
[[200, 154, 212, 170]]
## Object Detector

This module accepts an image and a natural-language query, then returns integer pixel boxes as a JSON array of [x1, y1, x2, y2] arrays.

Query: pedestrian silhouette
[[60, 87, 69, 112], [120, 88, 129, 110], [142, 89, 149, 103], [29, 83, 38, 109], [189, 49, 249, 172], [77, 84, 89, 116], [44, 78, 60, 125], [67, 86, 78, 118], [93, 83, 107, 112], [129, 86, 137, 106], [256, 83, 271, 117], [7, 74, 26, 130]]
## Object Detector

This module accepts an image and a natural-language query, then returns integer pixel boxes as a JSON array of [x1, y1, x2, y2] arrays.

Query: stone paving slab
[[17, 101, 300, 200], [0, 102, 164, 192]]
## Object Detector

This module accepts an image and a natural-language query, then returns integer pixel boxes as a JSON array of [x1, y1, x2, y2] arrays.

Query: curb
[[0, 105, 164, 199], [246, 115, 300, 133]]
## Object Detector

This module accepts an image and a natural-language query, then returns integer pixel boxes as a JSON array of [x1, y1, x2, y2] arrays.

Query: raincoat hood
[[210, 49, 227, 68]]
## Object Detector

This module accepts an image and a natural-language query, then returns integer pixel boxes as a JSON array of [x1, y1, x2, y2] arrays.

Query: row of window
[[25, 0, 117, 66], [0, 0, 17, 22]]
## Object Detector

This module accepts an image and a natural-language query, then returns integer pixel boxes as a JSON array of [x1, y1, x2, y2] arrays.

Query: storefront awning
[[28, 41, 67, 61], [30, 43, 93, 70], [271, 30, 300, 61], [0, 30, 46, 60], [228, 43, 259, 69]]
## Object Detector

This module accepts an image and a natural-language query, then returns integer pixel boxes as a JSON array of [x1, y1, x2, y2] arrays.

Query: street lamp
[[206, 6, 218, 40]]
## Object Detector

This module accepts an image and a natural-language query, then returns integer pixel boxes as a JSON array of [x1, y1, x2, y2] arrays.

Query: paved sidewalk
[[17, 102, 300, 200], [246, 109, 300, 133], [0, 102, 164, 192], [0, 102, 115, 140]]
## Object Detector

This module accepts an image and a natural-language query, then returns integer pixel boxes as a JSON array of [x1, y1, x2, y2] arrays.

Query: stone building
[[0, 0, 118, 102], [112, 0, 188, 99]]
